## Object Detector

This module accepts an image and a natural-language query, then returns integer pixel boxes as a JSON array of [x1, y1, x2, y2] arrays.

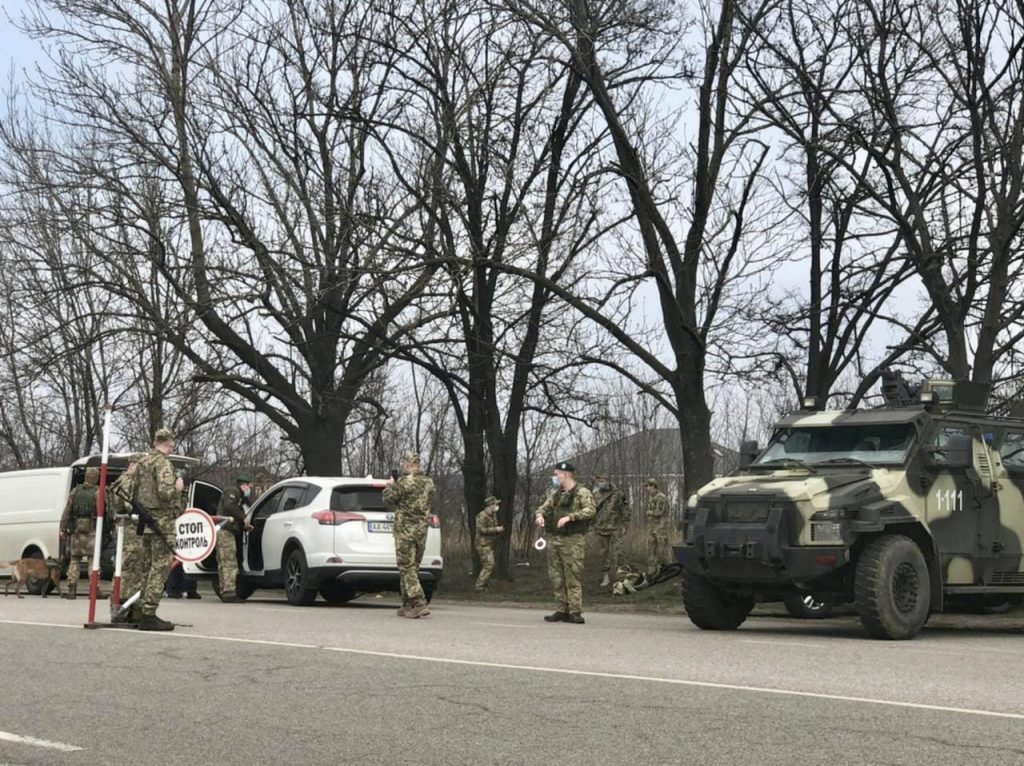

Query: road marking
[[0, 731, 83, 752], [477, 622, 538, 629], [4, 618, 1024, 721], [740, 639, 831, 650]]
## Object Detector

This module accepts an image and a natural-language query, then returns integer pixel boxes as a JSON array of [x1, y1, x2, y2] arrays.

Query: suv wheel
[[283, 549, 317, 606], [319, 583, 357, 604], [854, 535, 931, 640], [783, 593, 835, 619], [682, 571, 753, 630]]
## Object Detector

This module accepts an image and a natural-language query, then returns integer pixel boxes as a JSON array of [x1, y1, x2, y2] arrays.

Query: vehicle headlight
[[809, 521, 844, 543]]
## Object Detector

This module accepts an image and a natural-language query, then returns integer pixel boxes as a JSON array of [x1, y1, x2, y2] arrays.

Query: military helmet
[[84, 466, 100, 484], [401, 451, 421, 465], [154, 427, 175, 444]]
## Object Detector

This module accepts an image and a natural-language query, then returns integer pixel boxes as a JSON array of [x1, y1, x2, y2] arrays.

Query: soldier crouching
[[534, 461, 596, 624]]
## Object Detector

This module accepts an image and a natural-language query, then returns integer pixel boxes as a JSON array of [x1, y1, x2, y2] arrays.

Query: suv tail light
[[428, 514, 441, 528], [312, 510, 365, 526]]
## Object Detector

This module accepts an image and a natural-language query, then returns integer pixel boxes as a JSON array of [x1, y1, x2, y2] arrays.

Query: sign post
[[85, 405, 112, 626]]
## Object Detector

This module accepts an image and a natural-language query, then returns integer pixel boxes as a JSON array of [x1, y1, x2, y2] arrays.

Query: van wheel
[[283, 549, 317, 606], [682, 571, 753, 630], [784, 593, 835, 619], [855, 535, 931, 640]]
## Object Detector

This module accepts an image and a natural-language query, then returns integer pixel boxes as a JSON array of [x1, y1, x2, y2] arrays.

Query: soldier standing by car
[[474, 496, 504, 591], [383, 452, 436, 620], [58, 466, 100, 600], [215, 476, 254, 602], [591, 473, 630, 588], [109, 453, 144, 618], [644, 478, 672, 574], [133, 428, 183, 631], [534, 461, 596, 624]]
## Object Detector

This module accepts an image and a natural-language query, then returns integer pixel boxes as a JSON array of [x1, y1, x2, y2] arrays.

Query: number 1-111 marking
[[935, 488, 964, 513]]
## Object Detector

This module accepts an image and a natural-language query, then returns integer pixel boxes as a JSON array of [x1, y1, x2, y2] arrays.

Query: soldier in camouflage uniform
[[109, 453, 144, 618], [132, 428, 183, 631], [58, 466, 101, 599], [644, 478, 672, 574], [474, 496, 504, 591], [215, 476, 253, 602], [383, 451, 436, 619], [534, 461, 596, 624], [591, 473, 630, 588]]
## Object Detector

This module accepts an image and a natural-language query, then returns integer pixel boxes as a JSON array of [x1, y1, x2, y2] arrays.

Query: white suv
[[236, 477, 443, 606]]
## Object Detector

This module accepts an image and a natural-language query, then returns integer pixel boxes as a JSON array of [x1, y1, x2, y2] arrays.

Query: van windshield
[[754, 423, 916, 466], [330, 486, 387, 513]]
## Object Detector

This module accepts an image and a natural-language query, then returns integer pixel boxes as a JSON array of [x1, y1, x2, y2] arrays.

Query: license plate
[[367, 521, 394, 533]]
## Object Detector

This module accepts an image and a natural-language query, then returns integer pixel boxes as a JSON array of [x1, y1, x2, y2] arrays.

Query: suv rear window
[[331, 486, 387, 512]]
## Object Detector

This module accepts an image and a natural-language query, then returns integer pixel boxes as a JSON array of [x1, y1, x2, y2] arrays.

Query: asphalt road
[[1, 591, 1023, 765]]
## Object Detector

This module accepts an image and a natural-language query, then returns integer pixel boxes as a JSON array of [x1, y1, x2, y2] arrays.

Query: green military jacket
[[107, 472, 136, 519], [645, 491, 670, 530], [593, 486, 630, 534], [60, 482, 99, 535], [217, 485, 246, 531], [134, 449, 179, 534], [535, 484, 596, 537], [475, 509, 501, 548], [382, 471, 436, 536]]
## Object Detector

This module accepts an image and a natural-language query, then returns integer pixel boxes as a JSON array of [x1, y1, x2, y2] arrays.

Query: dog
[[0, 558, 63, 598]]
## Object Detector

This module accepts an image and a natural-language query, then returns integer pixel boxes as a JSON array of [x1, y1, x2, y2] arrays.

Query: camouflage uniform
[[592, 477, 630, 581], [134, 438, 180, 620], [215, 482, 247, 597], [535, 481, 596, 617], [382, 457, 435, 613], [645, 481, 672, 572], [108, 458, 144, 607], [59, 467, 100, 597], [474, 497, 502, 590]]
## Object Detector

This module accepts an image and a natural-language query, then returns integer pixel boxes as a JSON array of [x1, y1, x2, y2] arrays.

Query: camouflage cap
[[594, 473, 608, 481], [646, 477, 659, 489], [84, 466, 100, 483], [484, 495, 500, 507], [153, 427, 175, 444], [401, 451, 421, 465], [554, 460, 575, 473]]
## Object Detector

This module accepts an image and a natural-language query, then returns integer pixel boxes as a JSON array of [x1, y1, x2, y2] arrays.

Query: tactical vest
[[72, 484, 98, 533], [540, 487, 589, 536]]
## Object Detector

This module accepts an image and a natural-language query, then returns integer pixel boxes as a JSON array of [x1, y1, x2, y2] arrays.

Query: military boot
[[544, 611, 569, 623], [396, 605, 411, 617], [405, 603, 431, 619], [62, 583, 78, 600], [599, 572, 610, 588], [568, 613, 586, 624], [137, 614, 175, 632]]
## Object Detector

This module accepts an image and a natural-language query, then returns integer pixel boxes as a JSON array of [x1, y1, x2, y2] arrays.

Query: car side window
[[251, 489, 285, 522], [279, 485, 308, 512], [1000, 430, 1024, 472], [300, 484, 321, 508], [928, 425, 971, 465]]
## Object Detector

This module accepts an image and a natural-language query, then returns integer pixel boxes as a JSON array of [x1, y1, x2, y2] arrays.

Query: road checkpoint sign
[[174, 508, 218, 563]]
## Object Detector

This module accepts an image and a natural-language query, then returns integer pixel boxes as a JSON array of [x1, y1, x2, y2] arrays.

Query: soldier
[[132, 428, 184, 631], [591, 473, 630, 588], [215, 476, 254, 602], [644, 477, 672, 574], [109, 453, 144, 619], [383, 451, 436, 619], [58, 466, 101, 600], [534, 461, 596, 624], [474, 496, 504, 591]]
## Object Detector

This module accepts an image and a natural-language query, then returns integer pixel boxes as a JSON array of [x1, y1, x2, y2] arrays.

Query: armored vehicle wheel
[[682, 571, 754, 631], [783, 593, 835, 619], [854, 535, 931, 640]]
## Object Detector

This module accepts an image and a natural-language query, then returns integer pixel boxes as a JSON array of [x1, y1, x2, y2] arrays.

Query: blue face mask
[[550, 476, 560, 489]]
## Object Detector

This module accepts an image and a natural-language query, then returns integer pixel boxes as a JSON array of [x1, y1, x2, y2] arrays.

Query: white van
[[0, 454, 222, 593]]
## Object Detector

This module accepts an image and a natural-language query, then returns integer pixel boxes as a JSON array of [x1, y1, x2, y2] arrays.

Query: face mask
[[594, 482, 607, 492], [242, 486, 251, 498], [550, 476, 560, 489]]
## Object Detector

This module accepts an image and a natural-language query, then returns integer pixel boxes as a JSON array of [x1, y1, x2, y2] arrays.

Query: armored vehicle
[[678, 374, 1024, 639]]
